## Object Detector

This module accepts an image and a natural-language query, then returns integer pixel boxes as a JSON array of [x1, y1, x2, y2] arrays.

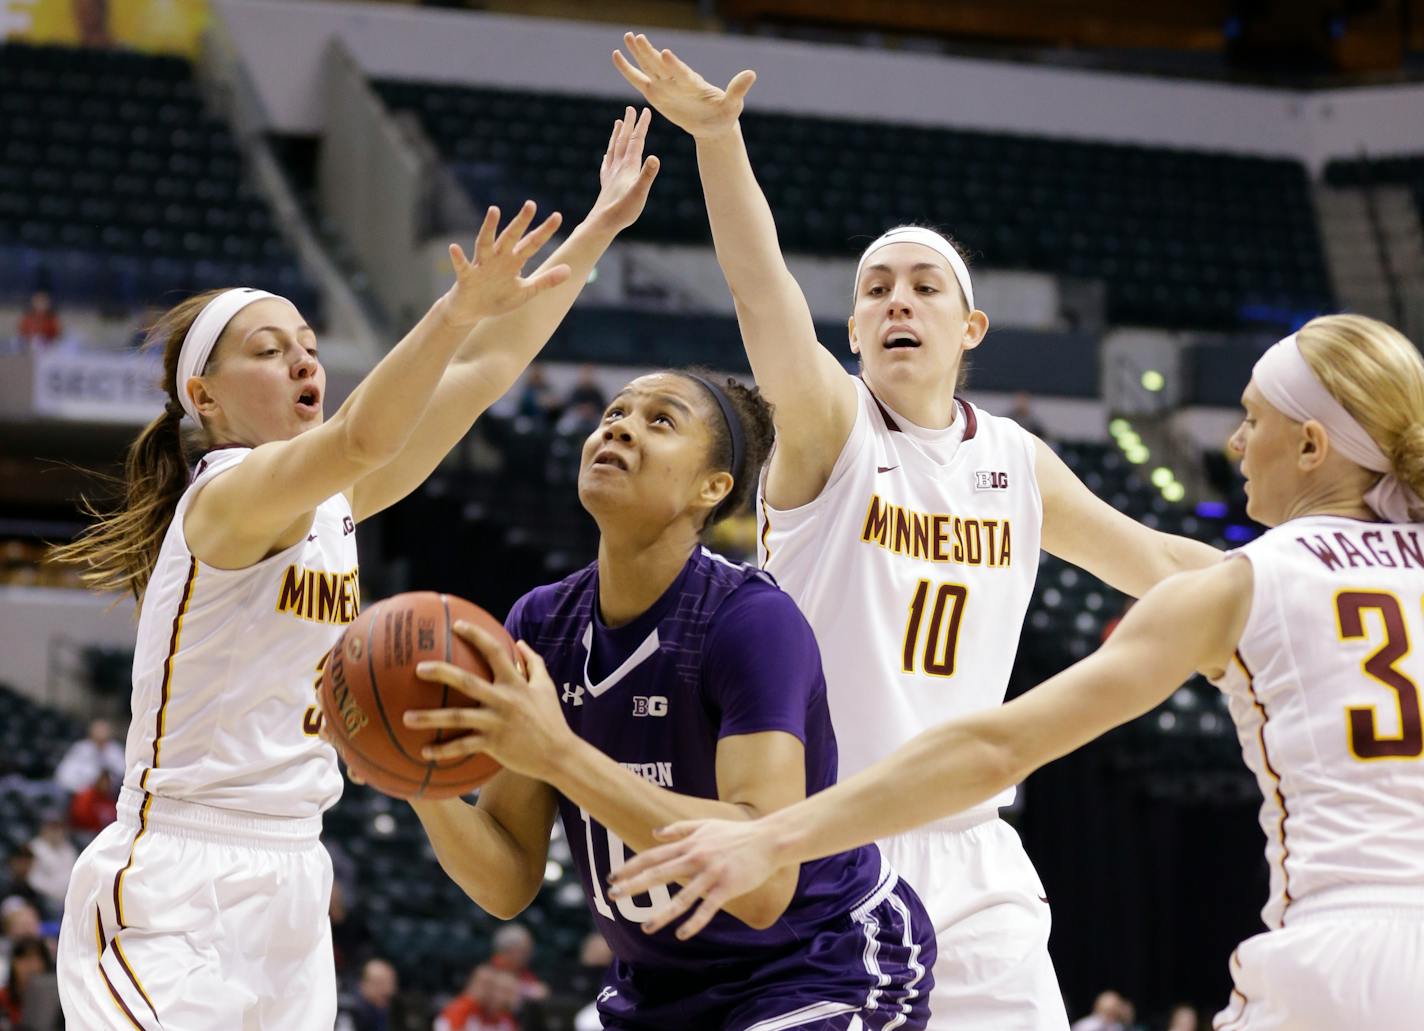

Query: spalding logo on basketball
[[317, 591, 514, 800]]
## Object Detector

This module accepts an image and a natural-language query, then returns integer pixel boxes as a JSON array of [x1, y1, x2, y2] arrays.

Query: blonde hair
[[50, 289, 227, 601], [1295, 313, 1424, 501]]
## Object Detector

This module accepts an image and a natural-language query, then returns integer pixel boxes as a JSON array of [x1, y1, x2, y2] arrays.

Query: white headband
[[1253, 333, 1423, 523], [175, 288, 286, 422], [853, 227, 975, 312]]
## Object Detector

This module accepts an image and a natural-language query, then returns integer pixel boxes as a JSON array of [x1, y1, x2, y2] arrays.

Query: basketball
[[318, 591, 514, 800]]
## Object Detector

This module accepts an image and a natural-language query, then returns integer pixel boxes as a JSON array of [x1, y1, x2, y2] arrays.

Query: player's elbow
[[337, 412, 404, 469]]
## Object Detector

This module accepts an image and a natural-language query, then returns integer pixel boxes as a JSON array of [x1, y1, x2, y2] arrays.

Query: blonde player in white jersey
[[611, 313, 1424, 1031], [50, 110, 662, 1030], [613, 33, 1219, 1028]]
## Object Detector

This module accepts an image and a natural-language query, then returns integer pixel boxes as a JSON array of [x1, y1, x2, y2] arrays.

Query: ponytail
[[50, 290, 226, 601]]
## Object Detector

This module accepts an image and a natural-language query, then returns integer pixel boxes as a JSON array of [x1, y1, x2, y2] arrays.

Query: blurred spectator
[[1165, 1004, 1201, 1031], [1100, 599, 1135, 643], [16, 293, 60, 349], [337, 957, 398, 1031], [567, 933, 614, 1031], [1072, 989, 1134, 1031], [24, 819, 75, 919], [562, 931, 613, 1001], [490, 923, 548, 1003], [0, 898, 43, 989], [553, 398, 603, 438], [436, 964, 519, 1031], [54, 719, 126, 795], [516, 366, 562, 428], [0, 936, 61, 1030], [329, 879, 373, 978], [1010, 390, 1049, 440], [565, 365, 607, 413], [69, 770, 118, 834], [0, 851, 40, 913]]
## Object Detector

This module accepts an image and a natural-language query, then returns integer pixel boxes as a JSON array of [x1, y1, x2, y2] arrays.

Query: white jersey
[[125, 447, 355, 818], [758, 379, 1042, 820], [1210, 515, 1424, 929]]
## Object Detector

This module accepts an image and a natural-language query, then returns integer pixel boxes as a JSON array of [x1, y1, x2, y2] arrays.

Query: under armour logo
[[561, 683, 585, 706], [632, 696, 668, 717], [974, 470, 1009, 490]]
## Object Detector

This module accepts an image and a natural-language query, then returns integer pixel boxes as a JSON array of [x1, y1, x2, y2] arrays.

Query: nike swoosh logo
[[307, 534, 318, 542], [877, 465, 899, 474], [1038, 895, 1050, 904]]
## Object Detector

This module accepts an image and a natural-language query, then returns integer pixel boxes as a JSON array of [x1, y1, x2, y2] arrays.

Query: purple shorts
[[597, 870, 936, 1030]]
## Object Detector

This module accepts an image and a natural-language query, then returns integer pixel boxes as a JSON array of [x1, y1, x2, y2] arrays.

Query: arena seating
[[376, 79, 1333, 330], [0, 43, 318, 316], [1324, 152, 1424, 221]]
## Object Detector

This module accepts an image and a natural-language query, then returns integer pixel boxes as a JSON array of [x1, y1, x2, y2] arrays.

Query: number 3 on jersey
[[903, 579, 969, 677], [1336, 590, 1423, 761], [580, 807, 673, 923]]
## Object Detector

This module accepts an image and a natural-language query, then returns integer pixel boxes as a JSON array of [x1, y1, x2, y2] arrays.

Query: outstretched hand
[[612, 32, 756, 141], [444, 202, 571, 326], [606, 816, 784, 939], [591, 106, 661, 233]]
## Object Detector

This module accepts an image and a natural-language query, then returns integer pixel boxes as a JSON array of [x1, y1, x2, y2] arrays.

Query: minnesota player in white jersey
[[50, 111, 662, 1030], [612, 313, 1424, 1031], [614, 33, 1219, 1027]]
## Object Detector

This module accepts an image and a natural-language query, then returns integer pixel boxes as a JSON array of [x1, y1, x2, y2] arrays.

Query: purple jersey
[[504, 547, 887, 976]]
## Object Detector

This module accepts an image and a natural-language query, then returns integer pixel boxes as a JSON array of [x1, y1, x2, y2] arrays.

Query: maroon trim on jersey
[[1235, 649, 1294, 919], [192, 443, 248, 478], [860, 377, 977, 441], [114, 557, 197, 932], [957, 397, 978, 441]]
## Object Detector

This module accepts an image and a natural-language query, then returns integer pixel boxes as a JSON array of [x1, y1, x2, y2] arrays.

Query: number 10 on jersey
[[903, 579, 969, 677]]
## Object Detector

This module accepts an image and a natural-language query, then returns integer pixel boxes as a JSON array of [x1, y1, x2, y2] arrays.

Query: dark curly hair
[[677, 367, 776, 531]]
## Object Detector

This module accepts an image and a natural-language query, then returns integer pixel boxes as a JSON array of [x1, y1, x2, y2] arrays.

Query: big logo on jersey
[[275, 565, 361, 625]]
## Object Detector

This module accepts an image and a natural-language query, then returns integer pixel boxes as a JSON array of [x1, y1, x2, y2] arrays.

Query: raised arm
[[1033, 435, 1223, 597], [187, 205, 569, 569], [609, 557, 1253, 938], [614, 33, 856, 503], [350, 109, 662, 521]]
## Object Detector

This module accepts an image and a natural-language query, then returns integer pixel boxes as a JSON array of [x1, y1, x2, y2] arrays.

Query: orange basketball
[[318, 591, 513, 800]]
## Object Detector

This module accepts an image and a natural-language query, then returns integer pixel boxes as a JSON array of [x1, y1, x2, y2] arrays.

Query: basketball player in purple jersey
[[407, 369, 935, 1029]]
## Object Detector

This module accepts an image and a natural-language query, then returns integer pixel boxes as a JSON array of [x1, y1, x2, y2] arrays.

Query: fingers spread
[[473, 205, 500, 263], [612, 49, 652, 92], [523, 263, 572, 298], [638, 883, 698, 936], [493, 200, 538, 253], [512, 211, 563, 264], [678, 892, 726, 939], [726, 69, 758, 102], [422, 733, 488, 762], [459, 623, 522, 683], [415, 659, 496, 705], [514, 640, 550, 683]]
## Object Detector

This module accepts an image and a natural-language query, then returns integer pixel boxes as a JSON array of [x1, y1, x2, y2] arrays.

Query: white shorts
[[1213, 891, 1424, 1031], [878, 815, 1068, 1031], [58, 787, 335, 1030]]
